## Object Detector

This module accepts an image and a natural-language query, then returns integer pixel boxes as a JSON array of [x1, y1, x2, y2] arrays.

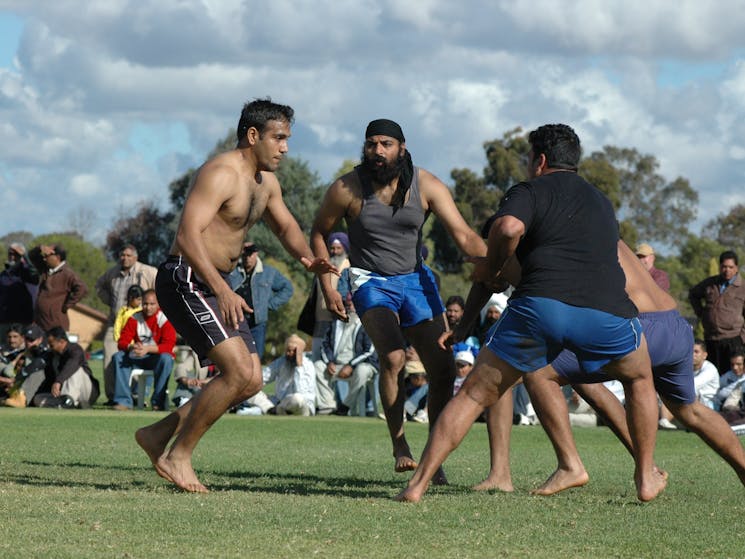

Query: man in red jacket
[[112, 289, 176, 410]]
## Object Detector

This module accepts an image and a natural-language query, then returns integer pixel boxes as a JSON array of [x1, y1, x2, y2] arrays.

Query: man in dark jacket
[[0, 243, 39, 338], [34, 326, 99, 408], [689, 250, 745, 374]]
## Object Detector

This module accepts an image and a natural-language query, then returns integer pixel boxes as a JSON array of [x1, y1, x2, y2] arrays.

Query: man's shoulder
[[133, 261, 158, 274]]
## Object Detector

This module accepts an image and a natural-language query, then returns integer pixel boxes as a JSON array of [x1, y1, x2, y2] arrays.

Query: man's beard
[[360, 148, 405, 185], [329, 254, 347, 267]]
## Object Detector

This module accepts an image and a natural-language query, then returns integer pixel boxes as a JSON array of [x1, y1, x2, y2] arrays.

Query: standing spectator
[[689, 250, 745, 374], [635, 243, 669, 291], [298, 232, 351, 360], [112, 289, 176, 411], [0, 242, 39, 337], [95, 244, 157, 401], [33, 326, 99, 409], [34, 244, 88, 332], [314, 294, 378, 416], [233, 241, 293, 359], [262, 334, 316, 415]]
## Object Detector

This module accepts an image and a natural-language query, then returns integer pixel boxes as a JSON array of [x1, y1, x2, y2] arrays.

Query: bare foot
[[473, 475, 514, 492], [155, 455, 208, 493], [432, 466, 448, 486], [636, 467, 667, 502], [393, 485, 425, 503], [530, 467, 590, 496], [394, 454, 418, 473], [135, 426, 175, 482]]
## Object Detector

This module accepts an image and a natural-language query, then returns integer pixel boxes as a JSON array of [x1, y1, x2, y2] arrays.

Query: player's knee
[[381, 349, 406, 375]]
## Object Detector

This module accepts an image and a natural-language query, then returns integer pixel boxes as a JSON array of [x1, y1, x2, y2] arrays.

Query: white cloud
[[1, 0, 745, 243]]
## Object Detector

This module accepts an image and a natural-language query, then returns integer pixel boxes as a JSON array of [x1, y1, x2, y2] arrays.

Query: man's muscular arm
[[262, 175, 340, 275], [420, 171, 487, 258], [175, 164, 250, 329]]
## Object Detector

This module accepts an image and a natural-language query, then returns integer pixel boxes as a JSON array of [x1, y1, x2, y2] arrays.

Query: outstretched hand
[[301, 256, 341, 277], [324, 289, 348, 322], [465, 256, 510, 293]]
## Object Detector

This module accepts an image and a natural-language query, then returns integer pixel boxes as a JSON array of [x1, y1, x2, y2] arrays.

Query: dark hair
[[236, 98, 294, 142], [445, 295, 465, 309], [127, 285, 144, 300], [142, 288, 157, 299], [7, 323, 23, 335], [46, 326, 68, 341], [51, 244, 67, 261], [528, 124, 581, 171], [693, 339, 706, 348], [720, 250, 739, 266]]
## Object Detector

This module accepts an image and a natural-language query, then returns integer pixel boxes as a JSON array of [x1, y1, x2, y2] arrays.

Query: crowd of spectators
[[3, 235, 745, 435]]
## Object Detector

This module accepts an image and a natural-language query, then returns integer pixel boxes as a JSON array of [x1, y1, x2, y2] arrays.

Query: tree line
[[2, 128, 743, 357]]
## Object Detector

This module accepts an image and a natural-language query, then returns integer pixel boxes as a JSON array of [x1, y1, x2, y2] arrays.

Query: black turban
[[365, 119, 405, 142]]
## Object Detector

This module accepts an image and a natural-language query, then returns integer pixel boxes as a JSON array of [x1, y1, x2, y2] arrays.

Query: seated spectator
[[1, 324, 49, 407], [172, 345, 214, 408], [315, 294, 378, 416], [564, 386, 598, 427], [32, 326, 100, 408], [403, 346, 429, 423], [660, 339, 720, 427], [1, 323, 26, 378], [692, 339, 720, 408], [262, 334, 316, 416], [715, 353, 745, 425], [112, 289, 176, 411], [453, 350, 474, 395]]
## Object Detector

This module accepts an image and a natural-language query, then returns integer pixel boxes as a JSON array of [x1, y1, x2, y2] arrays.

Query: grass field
[[1, 407, 744, 559]]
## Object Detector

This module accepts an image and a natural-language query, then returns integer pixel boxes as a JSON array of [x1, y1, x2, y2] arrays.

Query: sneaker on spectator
[[658, 418, 678, 430], [412, 409, 429, 423]]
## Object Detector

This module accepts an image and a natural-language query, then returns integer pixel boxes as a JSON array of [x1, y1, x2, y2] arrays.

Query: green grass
[[1, 409, 744, 559]]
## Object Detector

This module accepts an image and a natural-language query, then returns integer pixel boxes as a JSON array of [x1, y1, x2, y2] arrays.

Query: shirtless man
[[478, 241, 745, 496], [311, 119, 486, 476], [395, 123, 666, 503], [135, 99, 338, 492]]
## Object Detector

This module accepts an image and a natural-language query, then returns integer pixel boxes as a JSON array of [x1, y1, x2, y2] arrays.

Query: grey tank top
[[347, 166, 427, 276]]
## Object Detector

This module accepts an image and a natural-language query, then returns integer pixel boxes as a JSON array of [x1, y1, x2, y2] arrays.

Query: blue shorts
[[552, 309, 695, 404], [350, 265, 445, 328], [485, 297, 642, 374]]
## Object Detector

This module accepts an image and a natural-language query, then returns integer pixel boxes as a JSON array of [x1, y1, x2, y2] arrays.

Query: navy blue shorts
[[155, 256, 256, 363], [552, 309, 695, 404], [484, 296, 642, 373], [349, 265, 445, 328]]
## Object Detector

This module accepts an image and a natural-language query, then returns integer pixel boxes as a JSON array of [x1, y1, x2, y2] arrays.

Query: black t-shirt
[[494, 171, 637, 318]]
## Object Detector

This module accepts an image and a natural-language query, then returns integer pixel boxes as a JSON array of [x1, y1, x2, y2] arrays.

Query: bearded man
[[311, 119, 486, 479]]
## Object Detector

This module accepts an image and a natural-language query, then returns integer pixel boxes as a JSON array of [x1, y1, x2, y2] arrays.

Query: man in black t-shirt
[[396, 124, 666, 504]]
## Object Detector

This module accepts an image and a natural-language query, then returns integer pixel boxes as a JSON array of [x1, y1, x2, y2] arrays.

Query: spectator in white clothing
[[262, 334, 316, 416]]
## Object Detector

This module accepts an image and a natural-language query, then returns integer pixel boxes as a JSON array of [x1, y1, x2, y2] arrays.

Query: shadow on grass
[[12, 460, 415, 498]]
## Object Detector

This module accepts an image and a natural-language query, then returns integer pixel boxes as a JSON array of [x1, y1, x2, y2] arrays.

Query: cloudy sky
[[1, 1, 744, 250]]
